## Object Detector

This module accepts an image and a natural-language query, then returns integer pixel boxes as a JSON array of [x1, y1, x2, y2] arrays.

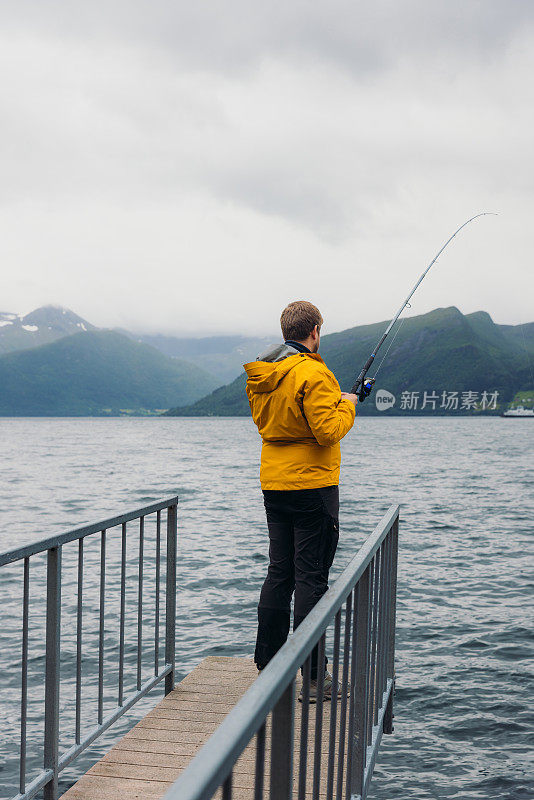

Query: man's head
[[280, 300, 323, 353]]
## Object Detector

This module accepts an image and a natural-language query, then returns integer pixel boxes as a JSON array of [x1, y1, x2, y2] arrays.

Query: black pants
[[254, 486, 339, 679]]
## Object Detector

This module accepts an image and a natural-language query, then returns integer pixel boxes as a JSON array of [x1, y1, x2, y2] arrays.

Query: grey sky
[[1, 1, 533, 336]]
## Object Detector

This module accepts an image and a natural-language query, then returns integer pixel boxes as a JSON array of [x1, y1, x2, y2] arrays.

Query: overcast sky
[[1, 1, 532, 336]]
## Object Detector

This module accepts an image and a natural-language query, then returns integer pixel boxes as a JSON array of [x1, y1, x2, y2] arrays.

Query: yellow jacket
[[244, 351, 356, 490]]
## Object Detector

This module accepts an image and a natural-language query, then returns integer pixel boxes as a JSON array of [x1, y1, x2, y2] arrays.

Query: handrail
[[0, 496, 179, 566], [1, 497, 179, 800], [2, 498, 398, 800], [163, 503, 400, 800]]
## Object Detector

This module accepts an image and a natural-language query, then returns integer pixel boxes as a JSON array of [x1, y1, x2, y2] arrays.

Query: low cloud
[[0, 1, 532, 333]]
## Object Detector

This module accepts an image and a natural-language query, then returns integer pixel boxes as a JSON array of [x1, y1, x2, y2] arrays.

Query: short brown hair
[[280, 301, 323, 342]]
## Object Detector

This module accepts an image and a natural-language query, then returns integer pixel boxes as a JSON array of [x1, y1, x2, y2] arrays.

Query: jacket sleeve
[[302, 368, 356, 446]]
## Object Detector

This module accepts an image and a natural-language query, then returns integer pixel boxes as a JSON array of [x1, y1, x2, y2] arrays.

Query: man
[[244, 300, 358, 701]]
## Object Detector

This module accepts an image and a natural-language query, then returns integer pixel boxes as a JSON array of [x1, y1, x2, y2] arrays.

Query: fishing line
[[372, 313, 407, 379]]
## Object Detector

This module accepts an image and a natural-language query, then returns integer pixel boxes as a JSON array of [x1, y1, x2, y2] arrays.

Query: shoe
[[298, 671, 341, 703]]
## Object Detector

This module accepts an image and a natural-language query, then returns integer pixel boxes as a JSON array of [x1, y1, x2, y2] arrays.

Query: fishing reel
[[357, 378, 375, 403]]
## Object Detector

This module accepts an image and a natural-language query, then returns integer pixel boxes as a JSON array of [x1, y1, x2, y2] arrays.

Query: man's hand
[[340, 392, 358, 406]]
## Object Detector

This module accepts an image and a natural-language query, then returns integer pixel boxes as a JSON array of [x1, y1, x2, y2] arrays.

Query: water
[[0, 417, 532, 799]]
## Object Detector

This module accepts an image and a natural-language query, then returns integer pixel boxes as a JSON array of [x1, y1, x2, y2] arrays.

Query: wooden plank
[[62, 775, 172, 798], [60, 656, 351, 800]]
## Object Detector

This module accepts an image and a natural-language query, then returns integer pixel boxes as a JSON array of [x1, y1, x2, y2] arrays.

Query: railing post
[[383, 518, 398, 735], [350, 565, 371, 797], [118, 522, 126, 705], [44, 546, 62, 800], [20, 557, 30, 794], [165, 503, 177, 695], [270, 680, 295, 799]]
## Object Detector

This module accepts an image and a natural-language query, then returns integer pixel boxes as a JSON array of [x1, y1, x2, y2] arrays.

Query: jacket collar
[[284, 340, 311, 354]]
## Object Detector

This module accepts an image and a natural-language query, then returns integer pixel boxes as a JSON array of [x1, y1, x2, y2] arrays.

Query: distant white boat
[[502, 406, 534, 417]]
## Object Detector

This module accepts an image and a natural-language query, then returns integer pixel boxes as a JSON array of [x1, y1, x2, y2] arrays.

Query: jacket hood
[[256, 342, 302, 362], [244, 349, 323, 394], [244, 354, 303, 393]]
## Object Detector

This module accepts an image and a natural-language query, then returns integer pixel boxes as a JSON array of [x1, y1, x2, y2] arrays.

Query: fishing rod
[[352, 212, 497, 400]]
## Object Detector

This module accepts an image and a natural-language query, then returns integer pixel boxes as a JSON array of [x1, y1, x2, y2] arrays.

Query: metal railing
[[0, 496, 178, 800], [163, 504, 399, 800]]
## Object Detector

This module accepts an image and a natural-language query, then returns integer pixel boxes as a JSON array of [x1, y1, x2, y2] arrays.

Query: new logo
[[375, 389, 396, 411]]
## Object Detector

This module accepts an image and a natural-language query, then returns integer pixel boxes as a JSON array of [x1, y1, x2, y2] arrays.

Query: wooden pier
[[3, 502, 398, 800], [61, 655, 348, 800]]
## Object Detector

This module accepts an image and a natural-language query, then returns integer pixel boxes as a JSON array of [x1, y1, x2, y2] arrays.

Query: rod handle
[[351, 355, 375, 394]]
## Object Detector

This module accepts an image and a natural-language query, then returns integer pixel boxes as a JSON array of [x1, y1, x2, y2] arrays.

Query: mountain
[[164, 307, 534, 416], [0, 330, 218, 416], [0, 303, 275, 395], [0, 305, 95, 354], [131, 333, 274, 384], [1, 305, 270, 386]]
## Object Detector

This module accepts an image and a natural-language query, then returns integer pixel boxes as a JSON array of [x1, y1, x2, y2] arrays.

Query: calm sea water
[[0, 417, 532, 799]]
